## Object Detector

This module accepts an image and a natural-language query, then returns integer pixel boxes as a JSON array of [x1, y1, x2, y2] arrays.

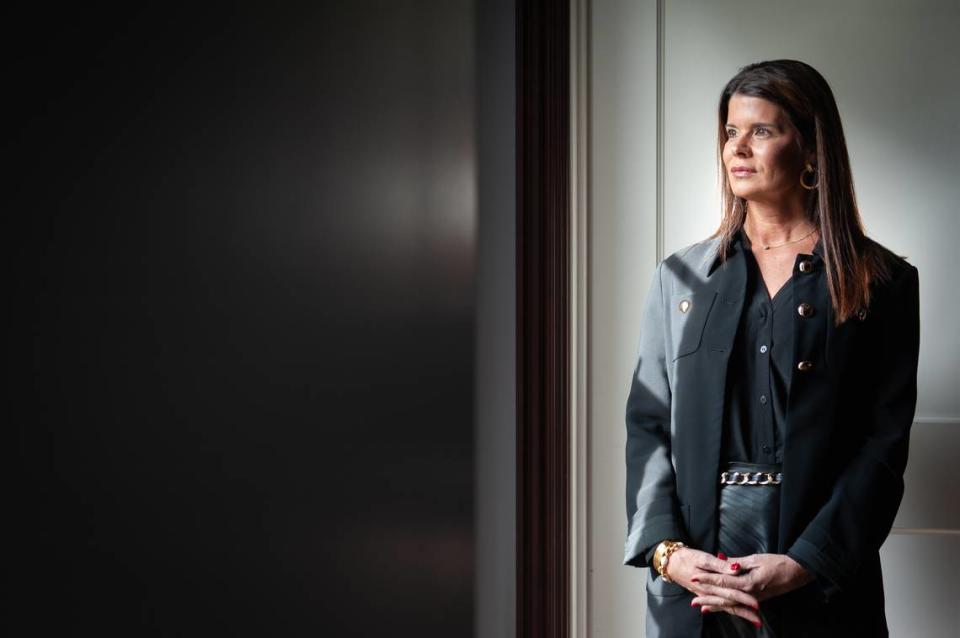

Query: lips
[[731, 166, 756, 174]]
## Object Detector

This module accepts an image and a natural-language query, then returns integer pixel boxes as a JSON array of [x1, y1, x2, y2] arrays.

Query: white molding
[[570, 0, 592, 636], [655, 0, 665, 263], [891, 528, 960, 536], [913, 417, 960, 425]]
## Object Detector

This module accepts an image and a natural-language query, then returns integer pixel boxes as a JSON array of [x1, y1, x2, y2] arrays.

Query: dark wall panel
[[12, 3, 475, 635]]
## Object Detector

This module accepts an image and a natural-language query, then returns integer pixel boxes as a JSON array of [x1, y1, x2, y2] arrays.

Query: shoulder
[[657, 237, 720, 295], [662, 236, 721, 269], [656, 236, 722, 293], [862, 235, 913, 272], [861, 236, 918, 296]]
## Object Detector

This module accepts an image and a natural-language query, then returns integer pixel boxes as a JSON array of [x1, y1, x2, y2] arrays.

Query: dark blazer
[[623, 235, 920, 637]]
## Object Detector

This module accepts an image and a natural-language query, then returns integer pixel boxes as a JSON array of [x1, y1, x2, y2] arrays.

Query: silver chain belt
[[719, 470, 782, 486]]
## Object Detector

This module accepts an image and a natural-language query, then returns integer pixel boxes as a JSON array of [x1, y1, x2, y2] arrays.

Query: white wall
[[590, 1, 660, 636], [589, 1, 960, 636]]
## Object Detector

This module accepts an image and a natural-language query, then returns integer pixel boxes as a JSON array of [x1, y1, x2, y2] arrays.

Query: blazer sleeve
[[786, 264, 920, 601], [623, 260, 688, 568]]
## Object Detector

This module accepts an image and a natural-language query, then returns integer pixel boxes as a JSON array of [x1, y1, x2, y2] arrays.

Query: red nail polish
[[690, 601, 700, 607], [730, 562, 741, 571], [753, 620, 762, 628], [691, 577, 699, 583], [701, 608, 709, 615], [717, 552, 727, 560]]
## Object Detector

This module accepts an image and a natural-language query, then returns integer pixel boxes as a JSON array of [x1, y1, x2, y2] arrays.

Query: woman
[[622, 60, 920, 637]]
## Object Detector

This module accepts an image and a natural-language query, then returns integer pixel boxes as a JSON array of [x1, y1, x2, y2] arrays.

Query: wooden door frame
[[516, 1, 571, 636]]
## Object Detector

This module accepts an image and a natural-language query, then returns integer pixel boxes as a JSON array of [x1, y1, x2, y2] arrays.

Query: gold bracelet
[[653, 540, 686, 583]]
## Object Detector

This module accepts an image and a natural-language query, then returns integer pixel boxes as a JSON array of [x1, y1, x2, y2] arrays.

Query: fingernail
[[730, 562, 741, 571], [717, 552, 727, 560], [701, 608, 709, 615], [753, 620, 762, 628], [690, 601, 700, 607], [691, 577, 699, 583]]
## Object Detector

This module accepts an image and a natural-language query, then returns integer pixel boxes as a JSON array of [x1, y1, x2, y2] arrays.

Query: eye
[[726, 128, 737, 138], [754, 127, 770, 137]]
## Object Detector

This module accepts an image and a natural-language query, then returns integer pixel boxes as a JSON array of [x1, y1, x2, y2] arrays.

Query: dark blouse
[[720, 229, 825, 464]]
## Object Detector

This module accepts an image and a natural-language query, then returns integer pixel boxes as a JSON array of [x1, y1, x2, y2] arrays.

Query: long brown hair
[[712, 59, 895, 325]]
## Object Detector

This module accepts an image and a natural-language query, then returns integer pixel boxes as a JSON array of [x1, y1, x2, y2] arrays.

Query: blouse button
[[797, 302, 814, 317], [798, 260, 815, 273], [679, 299, 691, 313], [797, 360, 814, 372]]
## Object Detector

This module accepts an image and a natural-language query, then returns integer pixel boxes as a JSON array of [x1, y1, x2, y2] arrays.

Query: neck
[[742, 198, 814, 247]]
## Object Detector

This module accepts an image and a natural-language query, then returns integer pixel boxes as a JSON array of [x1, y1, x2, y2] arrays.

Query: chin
[[731, 186, 772, 202]]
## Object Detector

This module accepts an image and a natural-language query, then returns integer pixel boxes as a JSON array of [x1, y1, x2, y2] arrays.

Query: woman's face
[[722, 93, 810, 206]]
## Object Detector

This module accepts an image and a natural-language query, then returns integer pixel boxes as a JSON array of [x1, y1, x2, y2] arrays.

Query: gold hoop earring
[[800, 162, 819, 190]]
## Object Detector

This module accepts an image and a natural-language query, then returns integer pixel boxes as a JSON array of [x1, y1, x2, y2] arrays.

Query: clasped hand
[[665, 548, 814, 628]]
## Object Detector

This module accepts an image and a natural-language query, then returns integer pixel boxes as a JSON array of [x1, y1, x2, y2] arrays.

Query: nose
[[733, 137, 751, 157]]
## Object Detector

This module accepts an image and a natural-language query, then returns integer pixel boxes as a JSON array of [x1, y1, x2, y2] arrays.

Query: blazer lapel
[[705, 243, 748, 353], [687, 240, 747, 550]]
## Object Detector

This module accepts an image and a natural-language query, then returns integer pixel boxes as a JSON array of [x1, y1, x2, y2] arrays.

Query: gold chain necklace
[[751, 226, 819, 250]]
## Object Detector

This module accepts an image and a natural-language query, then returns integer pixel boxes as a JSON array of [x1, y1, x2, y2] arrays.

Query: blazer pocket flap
[[668, 291, 716, 360]]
